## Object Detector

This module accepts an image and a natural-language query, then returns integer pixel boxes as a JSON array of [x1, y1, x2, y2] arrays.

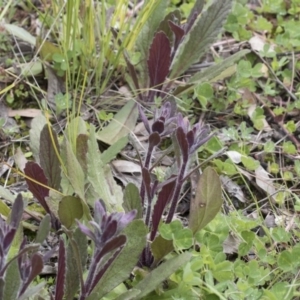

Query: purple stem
[[79, 254, 98, 300], [140, 142, 156, 222], [166, 157, 188, 223]]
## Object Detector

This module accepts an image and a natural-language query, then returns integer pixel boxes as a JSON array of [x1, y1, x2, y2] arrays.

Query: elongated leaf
[[29, 114, 47, 163], [170, 0, 232, 78], [55, 239, 66, 300], [147, 31, 171, 91], [65, 228, 87, 300], [189, 167, 222, 234], [96, 100, 138, 145], [63, 139, 85, 200], [4, 24, 36, 45], [114, 289, 141, 300], [132, 252, 192, 299], [87, 220, 147, 300], [35, 214, 51, 244], [168, 21, 184, 51], [0, 200, 10, 217], [189, 49, 250, 84], [76, 134, 89, 174], [157, 9, 181, 43], [3, 260, 21, 300], [135, 1, 169, 61], [58, 196, 83, 228], [185, 0, 205, 33], [19, 254, 43, 296], [87, 125, 123, 211], [17, 283, 45, 300], [39, 124, 61, 190], [173, 49, 250, 96], [150, 178, 176, 241], [101, 136, 128, 165], [123, 183, 143, 218], [0, 186, 15, 203], [24, 162, 50, 214]]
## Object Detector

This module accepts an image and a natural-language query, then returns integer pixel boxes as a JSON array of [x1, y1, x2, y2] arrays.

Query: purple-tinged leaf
[[39, 125, 61, 190], [160, 100, 172, 120], [9, 194, 23, 229], [190, 125, 213, 154], [186, 0, 205, 33], [77, 222, 96, 243], [95, 235, 126, 264], [157, 10, 181, 43], [24, 162, 50, 214], [147, 31, 171, 92], [186, 130, 195, 149], [114, 210, 137, 233], [94, 200, 106, 225], [185, 12, 198, 34], [149, 132, 161, 148], [88, 246, 123, 296], [142, 168, 152, 201], [101, 220, 118, 244], [168, 21, 184, 51], [65, 228, 87, 300], [3, 229, 16, 254], [150, 177, 176, 241], [54, 239, 66, 300], [152, 120, 164, 134], [19, 253, 43, 296], [176, 127, 189, 163], [138, 105, 151, 134], [170, 0, 232, 78], [123, 51, 141, 97], [84, 236, 126, 296]]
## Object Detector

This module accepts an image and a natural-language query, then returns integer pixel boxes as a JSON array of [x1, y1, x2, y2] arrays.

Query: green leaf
[[3, 260, 21, 300], [123, 183, 143, 218], [135, 1, 169, 62], [4, 23, 36, 45], [170, 0, 232, 78], [58, 196, 83, 228], [278, 250, 294, 272], [87, 220, 147, 300], [132, 252, 192, 299], [39, 124, 61, 190], [87, 125, 123, 211], [29, 114, 47, 164], [174, 49, 250, 96], [173, 228, 193, 250], [189, 167, 223, 234], [212, 261, 233, 282], [159, 219, 183, 240], [96, 100, 138, 145], [241, 156, 260, 171], [151, 235, 174, 266], [63, 139, 85, 200], [76, 134, 89, 174], [35, 214, 51, 244], [17, 283, 46, 300], [101, 136, 128, 165], [0, 200, 10, 217], [114, 289, 141, 300]]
